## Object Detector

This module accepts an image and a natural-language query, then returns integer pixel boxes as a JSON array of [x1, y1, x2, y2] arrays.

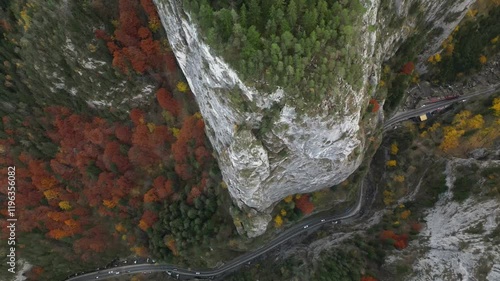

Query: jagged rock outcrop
[[154, 0, 475, 236]]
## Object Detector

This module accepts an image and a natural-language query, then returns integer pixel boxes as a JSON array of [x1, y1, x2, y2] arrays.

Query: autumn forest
[[0, 0, 235, 280]]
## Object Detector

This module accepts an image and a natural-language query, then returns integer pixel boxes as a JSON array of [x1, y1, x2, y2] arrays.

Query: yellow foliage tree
[[453, 110, 472, 130], [479, 55, 487, 64], [58, 201, 71, 210], [176, 81, 189, 92], [445, 43, 454, 55], [147, 122, 156, 133], [138, 219, 149, 231], [491, 98, 500, 116], [280, 209, 287, 216], [193, 112, 203, 119], [383, 65, 391, 74], [428, 122, 441, 133], [390, 143, 399, 155], [386, 160, 397, 167], [43, 189, 59, 200], [434, 53, 442, 62], [171, 128, 180, 138], [439, 126, 465, 152], [467, 114, 484, 130], [19, 6, 31, 31], [115, 223, 126, 233], [379, 80, 386, 87], [148, 18, 161, 32], [492, 36, 500, 44], [393, 175, 405, 183], [466, 9, 478, 18], [383, 190, 394, 206], [400, 210, 411, 219], [295, 194, 302, 199], [428, 53, 442, 64], [412, 73, 420, 84], [274, 215, 283, 228], [284, 195, 293, 203], [103, 199, 117, 209]]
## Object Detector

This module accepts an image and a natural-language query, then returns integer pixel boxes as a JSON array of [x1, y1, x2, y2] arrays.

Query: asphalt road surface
[[384, 84, 500, 129], [66, 84, 499, 281], [67, 181, 365, 281]]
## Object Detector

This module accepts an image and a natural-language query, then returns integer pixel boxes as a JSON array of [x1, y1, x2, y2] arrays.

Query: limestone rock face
[[154, 0, 474, 236]]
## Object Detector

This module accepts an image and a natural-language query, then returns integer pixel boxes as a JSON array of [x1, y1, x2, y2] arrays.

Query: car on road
[[133, 260, 137, 264], [95, 277, 99, 279], [303, 225, 309, 229], [196, 272, 200, 275], [321, 219, 326, 222], [115, 272, 120, 275]]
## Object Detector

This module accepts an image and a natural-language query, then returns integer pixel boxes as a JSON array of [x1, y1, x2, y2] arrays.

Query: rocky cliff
[[154, 0, 474, 236]]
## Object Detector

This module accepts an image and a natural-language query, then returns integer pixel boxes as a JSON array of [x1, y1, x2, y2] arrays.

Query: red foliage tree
[[128, 145, 159, 167], [194, 146, 211, 166], [361, 276, 378, 281], [174, 163, 193, 181], [411, 222, 423, 232], [156, 88, 180, 116], [117, 0, 141, 39], [123, 46, 148, 73], [115, 125, 132, 144], [140, 0, 159, 20], [380, 230, 396, 240], [187, 186, 202, 205], [143, 188, 158, 203], [138, 26, 152, 39], [130, 108, 145, 125], [131, 124, 150, 148], [369, 99, 380, 113], [165, 52, 178, 72], [295, 194, 314, 215], [94, 29, 110, 41], [401, 61, 415, 75], [394, 233, 409, 249], [139, 210, 158, 230], [112, 50, 129, 74], [380, 230, 409, 250], [106, 41, 120, 54]]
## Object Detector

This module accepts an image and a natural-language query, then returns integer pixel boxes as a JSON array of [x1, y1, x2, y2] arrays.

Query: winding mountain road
[[66, 84, 499, 281]]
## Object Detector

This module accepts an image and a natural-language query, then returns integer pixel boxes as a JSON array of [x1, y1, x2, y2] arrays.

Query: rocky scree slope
[[153, 0, 474, 236]]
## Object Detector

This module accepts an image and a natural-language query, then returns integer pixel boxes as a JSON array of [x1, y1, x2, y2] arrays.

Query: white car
[[303, 225, 309, 229], [321, 219, 326, 222], [196, 272, 200, 275]]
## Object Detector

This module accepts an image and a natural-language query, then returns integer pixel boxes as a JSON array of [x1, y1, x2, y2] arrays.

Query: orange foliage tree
[[295, 194, 315, 214], [401, 61, 415, 75]]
